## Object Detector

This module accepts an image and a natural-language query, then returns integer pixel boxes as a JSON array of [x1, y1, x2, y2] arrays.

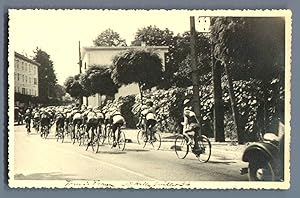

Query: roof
[[81, 46, 169, 59], [14, 52, 40, 66]]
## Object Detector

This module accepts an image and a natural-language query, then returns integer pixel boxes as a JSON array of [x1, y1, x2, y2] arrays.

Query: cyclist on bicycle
[[95, 107, 105, 134], [182, 99, 201, 154], [24, 109, 32, 133], [65, 107, 73, 132], [71, 106, 83, 139], [143, 100, 157, 142], [85, 106, 99, 146], [110, 107, 125, 147], [32, 108, 41, 132], [136, 104, 148, 130], [55, 109, 65, 136], [40, 109, 51, 136]]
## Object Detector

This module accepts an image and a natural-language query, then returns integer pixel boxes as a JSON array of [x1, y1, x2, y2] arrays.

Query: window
[[17, 73, 20, 81], [21, 62, 24, 70], [22, 88, 25, 94], [22, 75, 24, 82], [29, 77, 31, 84], [16, 60, 19, 69], [34, 78, 37, 85], [25, 76, 27, 83]]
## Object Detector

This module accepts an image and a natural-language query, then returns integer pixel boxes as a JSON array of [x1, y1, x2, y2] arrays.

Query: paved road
[[13, 125, 248, 181]]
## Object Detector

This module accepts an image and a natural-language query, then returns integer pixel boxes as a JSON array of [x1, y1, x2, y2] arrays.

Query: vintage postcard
[[8, 9, 291, 189]]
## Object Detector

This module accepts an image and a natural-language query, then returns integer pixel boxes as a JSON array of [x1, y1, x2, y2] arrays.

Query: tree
[[81, 65, 119, 97], [131, 25, 177, 88], [93, 28, 127, 47], [174, 31, 212, 87], [111, 49, 163, 98], [210, 17, 285, 143], [64, 74, 89, 100], [32, 48, 57, 100], [54, 84, 66, 99]]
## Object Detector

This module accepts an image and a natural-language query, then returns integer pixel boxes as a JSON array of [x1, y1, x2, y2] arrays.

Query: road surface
[[13, 125, 248, 181]]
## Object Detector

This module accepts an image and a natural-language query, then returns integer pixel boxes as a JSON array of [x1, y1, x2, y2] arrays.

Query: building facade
[[14, 52, 39, 105], [81, 46, 168, 107]]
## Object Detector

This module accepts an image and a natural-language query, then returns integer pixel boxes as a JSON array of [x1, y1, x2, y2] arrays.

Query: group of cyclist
[[22, 103, 127, 147], [22, 97, 202, 153]]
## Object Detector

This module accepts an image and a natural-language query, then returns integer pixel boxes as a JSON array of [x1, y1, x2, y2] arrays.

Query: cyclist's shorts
[[104, 118, 112, 125], [73, 118, 82, 126], [87, 118, 98, 124], [146, 119, 157, 129], [112, 121, 124, 132]]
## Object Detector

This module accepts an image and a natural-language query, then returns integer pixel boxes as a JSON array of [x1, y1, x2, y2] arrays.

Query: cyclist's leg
[[183, 129, 193, 145], [111, 123, 118, 146], [193, 128, 201, 150]]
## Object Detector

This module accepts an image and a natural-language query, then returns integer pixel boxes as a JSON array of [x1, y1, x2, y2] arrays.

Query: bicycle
[[174, 132, 211, 163], [40, 125, 50, 139], [137, 126, 161, 150], [108, 124, 126, 151], [56, 124, 65, 143], [85, 122, 100, 153], [25, 120, 31, 134], [32, 119, 40, 133]]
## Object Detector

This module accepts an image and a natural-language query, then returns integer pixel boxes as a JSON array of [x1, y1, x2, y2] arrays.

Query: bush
[[102, 77, 283, 142]]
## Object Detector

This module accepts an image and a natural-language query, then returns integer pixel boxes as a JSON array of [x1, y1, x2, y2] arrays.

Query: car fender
[[242, 142, 279, 162]]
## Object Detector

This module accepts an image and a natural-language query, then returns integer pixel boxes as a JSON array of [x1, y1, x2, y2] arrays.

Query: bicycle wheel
[[98, 126, 106, 146], [137, 129, 146, 145], [107, 129, 114, 145], [151, 132, 161, 150], [196, 135, 211, 163], [117, 130, 126, 151], [174, 134, 189, 159]]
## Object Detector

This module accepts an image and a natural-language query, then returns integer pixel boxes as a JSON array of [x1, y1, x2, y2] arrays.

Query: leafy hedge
[[103, 78, 283, 142]]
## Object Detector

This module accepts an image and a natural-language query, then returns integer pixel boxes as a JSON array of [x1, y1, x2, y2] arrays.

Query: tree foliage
[[131, 26, 213, 88], [174, 32, 212, 87], [93, 28, 127, 47], [81, 65, 119, 97], [111, 49, 163, 92], [64, 74, 89, 99], [32, 47, 57, 99], [211, 17, 285, 81]]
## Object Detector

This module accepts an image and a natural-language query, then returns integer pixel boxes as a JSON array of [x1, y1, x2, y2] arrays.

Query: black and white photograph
[[7, 9, 291, 189]]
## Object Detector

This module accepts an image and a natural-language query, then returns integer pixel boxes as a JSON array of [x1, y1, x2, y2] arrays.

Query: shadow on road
[[206, 159, 237, 165], [15, 172, 79, 180], [125, 148, 150, 152]]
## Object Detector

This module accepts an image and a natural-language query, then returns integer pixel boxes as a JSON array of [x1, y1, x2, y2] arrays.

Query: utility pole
[[78, 41, 83, 106], [79, 41, 82, 74], [190, 16, 202, 135]]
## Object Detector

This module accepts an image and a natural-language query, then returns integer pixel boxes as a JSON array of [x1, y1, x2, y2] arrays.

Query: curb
[[124, 129, 244, 161]]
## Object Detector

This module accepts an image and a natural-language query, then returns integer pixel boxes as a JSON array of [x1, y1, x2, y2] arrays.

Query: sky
[[9, 10, 287, 85], [9, 10, 201, 85]]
